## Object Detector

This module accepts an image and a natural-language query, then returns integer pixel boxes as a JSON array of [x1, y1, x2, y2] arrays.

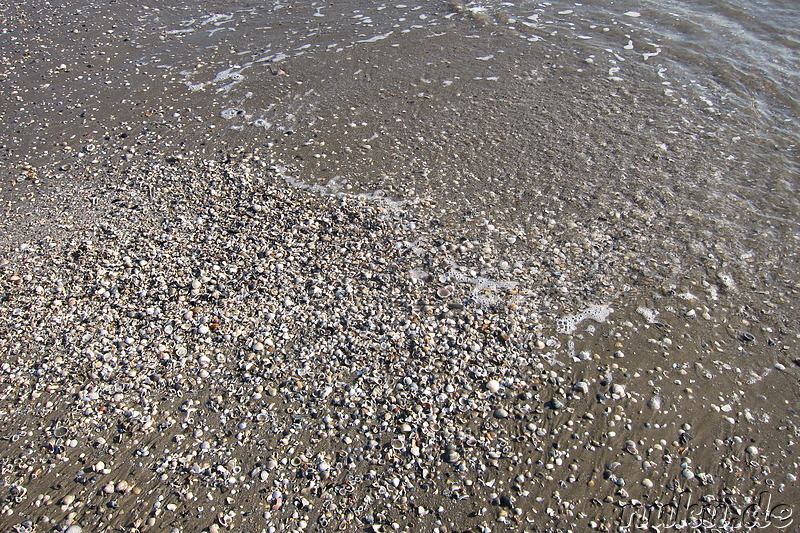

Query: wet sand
[[1, 1, 799, 532], [1, 156, 798, 532]]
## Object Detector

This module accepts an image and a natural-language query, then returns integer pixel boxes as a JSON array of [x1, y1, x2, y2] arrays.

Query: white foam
[[718, 273, 735, 289], [556, 304, 612, 335], [166, 29, 195, 36], [358, 31, 394, 43], [636, 306, 658, 324], [445, 265, 518, 308], [200, 13, 234, 26], [251, 118, 271, 129], [408, 269, 429, 283], [220, 108, 241, 120]]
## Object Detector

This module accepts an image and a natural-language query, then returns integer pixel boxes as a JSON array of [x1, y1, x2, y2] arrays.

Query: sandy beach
[[1, 154, 798, 532], [1, 1, 798, 532]]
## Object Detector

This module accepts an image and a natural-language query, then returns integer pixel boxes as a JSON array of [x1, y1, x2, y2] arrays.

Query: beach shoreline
[[2, 0, 798, 530], [1, 157, 797, 532]]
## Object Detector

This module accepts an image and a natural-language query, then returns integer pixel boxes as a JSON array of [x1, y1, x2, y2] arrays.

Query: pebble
[[494, 408, 509, 419]]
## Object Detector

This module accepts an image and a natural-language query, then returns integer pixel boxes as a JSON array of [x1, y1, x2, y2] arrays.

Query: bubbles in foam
[[221, 108, 242, 120], [556, 304, 612, 335], [718, 273, 735, 289], [636, 306, 658, 324], [446, 265, 517, 308], [408, 269, 429, 283]]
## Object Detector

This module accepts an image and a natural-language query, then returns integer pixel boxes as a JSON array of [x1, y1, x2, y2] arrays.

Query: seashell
[[443, 450, 460, 463], [573, 381, 589, 395], [648, 396, 662, 410]]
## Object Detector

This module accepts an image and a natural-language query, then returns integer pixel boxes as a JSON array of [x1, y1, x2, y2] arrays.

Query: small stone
[[494, 408, 509, 419], [745, 445, 758, 456], [642, 478, 654, 489], [681, 469, 695, 480], [65, 526, 82, 533], [573, 381, 589, 395], [486, 379, 501, 394]]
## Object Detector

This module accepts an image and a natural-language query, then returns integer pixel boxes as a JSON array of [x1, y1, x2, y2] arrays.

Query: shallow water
[[1, 0, 798, 289]]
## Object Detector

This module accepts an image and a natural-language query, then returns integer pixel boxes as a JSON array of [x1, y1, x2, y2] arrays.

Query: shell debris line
[[0, 158, 798, 533]]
